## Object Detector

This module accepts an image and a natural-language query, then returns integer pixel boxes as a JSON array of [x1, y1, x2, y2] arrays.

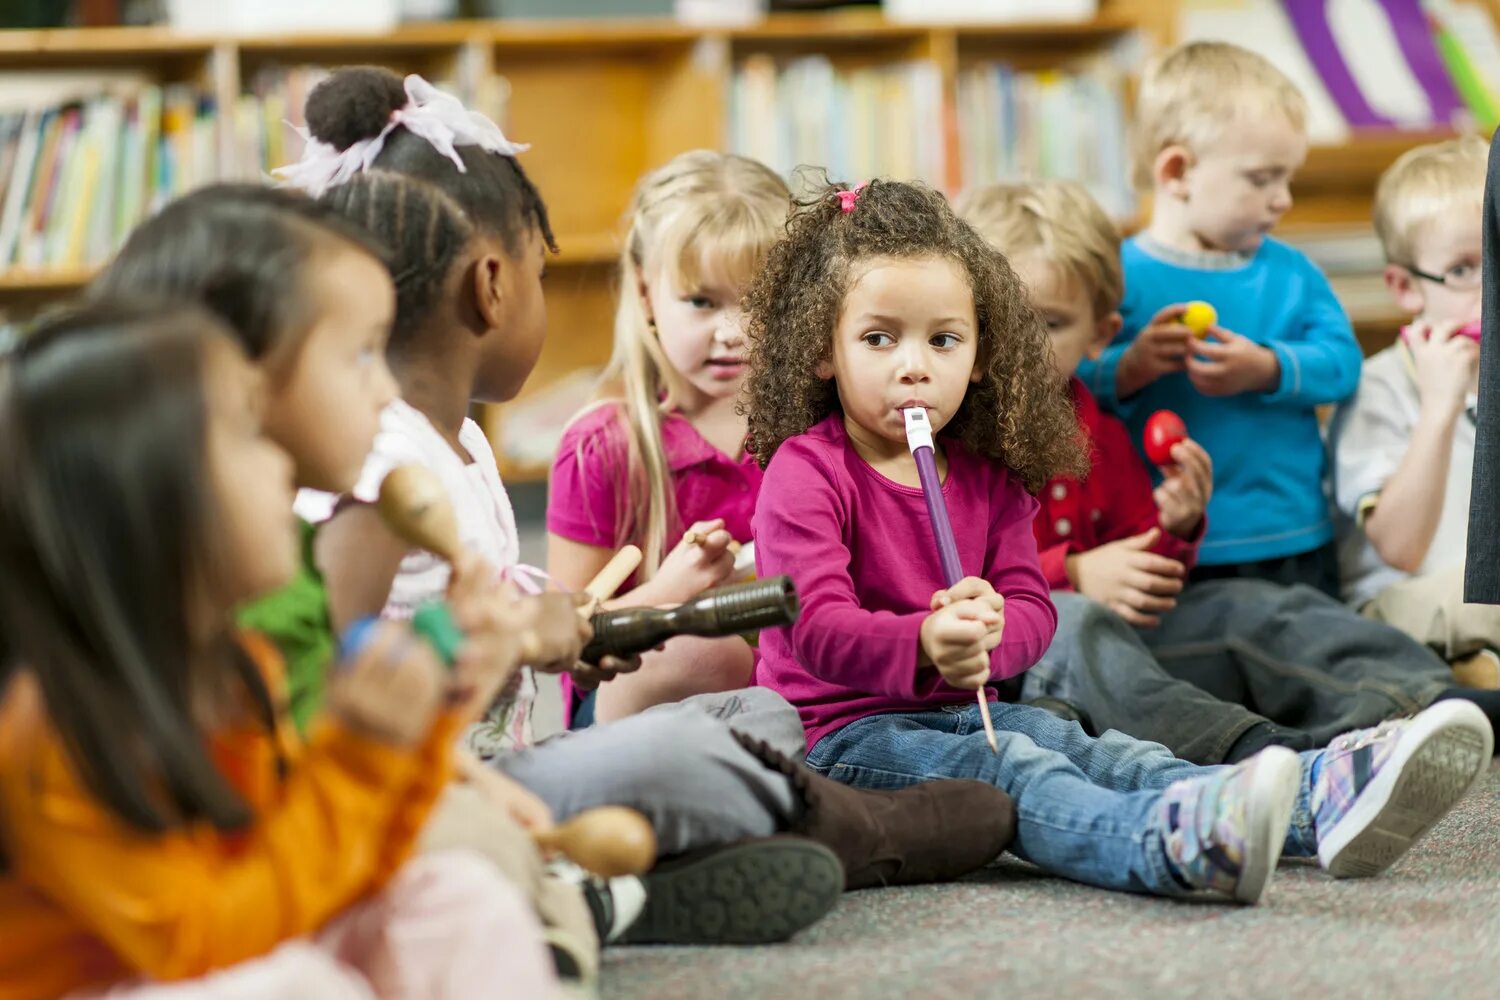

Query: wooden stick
[[584, 544, 642, 606]]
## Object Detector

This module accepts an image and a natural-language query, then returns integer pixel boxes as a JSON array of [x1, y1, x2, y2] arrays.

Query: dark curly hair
[[742, 178, 1087, 492]]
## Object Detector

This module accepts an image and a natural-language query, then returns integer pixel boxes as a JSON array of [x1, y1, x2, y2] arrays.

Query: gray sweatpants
[[492, 687, 806, 855], [1023, 580, 1452, 764]]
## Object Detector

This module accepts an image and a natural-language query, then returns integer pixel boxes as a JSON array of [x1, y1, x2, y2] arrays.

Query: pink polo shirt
[[547, 401, 762, 722], [548, 401, 762, 559], [753, 415, 1057, 751]]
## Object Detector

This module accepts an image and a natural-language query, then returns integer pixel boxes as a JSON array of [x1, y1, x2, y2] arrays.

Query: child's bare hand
[[1152, 438, 1213, 539], [518, 592, 592, 674], [444, 556, 532, 721], [648, 519, 735, 604], [1408, 320, 1479, 416], [1186, 327, 1280, 396], [1067, 529, 1185, 628], [570, 652, 645, 691], [1118, 304, 1193, 397], [920, 577, 1004, 690], [328, 621, 446, 746]]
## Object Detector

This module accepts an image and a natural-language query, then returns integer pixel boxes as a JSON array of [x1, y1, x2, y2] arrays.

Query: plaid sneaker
[[1314, 700, 1494, 878], [1159, 746, 1300, 904]]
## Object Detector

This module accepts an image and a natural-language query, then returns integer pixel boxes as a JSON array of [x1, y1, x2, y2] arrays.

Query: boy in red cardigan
[[960, 180, 1486, 764]]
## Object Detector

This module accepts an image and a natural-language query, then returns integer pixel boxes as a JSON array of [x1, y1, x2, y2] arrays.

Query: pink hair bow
[[837, 181, 868, 214]]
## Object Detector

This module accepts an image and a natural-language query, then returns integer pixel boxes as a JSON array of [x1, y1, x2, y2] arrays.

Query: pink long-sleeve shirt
[[752, 414, 1058, 751]]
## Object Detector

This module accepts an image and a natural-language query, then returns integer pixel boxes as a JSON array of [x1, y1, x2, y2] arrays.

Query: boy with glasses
[[1330, 136, 1498, 686]]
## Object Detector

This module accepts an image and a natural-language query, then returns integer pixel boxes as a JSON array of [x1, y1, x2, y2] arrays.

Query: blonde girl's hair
[[580, 150, 790, 579]]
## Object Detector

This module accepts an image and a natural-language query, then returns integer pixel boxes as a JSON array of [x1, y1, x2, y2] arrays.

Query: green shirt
[[237, 519, 334, 733]]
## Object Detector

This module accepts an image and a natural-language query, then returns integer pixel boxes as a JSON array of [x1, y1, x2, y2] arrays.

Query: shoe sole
[[1318, 701, 1494, 879], [623, 839, 843, 946], [1234, 745, 1301, 905]]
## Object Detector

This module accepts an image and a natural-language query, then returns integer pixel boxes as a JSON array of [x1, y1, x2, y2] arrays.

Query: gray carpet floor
[[600, 762, 1500, 999]]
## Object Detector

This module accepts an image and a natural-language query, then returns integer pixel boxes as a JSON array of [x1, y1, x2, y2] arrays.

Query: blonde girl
[[546, 150, 791, 723]]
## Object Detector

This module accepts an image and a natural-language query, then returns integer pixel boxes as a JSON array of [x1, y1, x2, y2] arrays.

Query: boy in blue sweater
[[1078, 40, 1362, 597]]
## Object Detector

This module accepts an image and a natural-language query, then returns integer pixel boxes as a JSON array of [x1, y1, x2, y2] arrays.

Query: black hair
[[302, 66, 556, 339], [319, 170, 475, 348], [91, 183, 388, 370], [0, 301, 273, 833]]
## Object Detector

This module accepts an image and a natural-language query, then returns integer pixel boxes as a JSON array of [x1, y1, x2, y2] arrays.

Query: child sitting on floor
[[0, 303, 554, 999], [1076, 40, 1362, 598], [548, 150, 790, 725], [961, 178, 1496, 762], [1330, 135, 1500, 688], [745, 176, 1493, 905]]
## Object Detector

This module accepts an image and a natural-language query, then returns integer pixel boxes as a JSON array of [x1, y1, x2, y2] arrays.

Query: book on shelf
[[729, 54, 946, 189], [0, 82, 217, 274], [954, 55, 1133, 219]]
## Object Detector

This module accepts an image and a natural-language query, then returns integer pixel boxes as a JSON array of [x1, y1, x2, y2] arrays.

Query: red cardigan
[[1033, 378, 1205, 590]]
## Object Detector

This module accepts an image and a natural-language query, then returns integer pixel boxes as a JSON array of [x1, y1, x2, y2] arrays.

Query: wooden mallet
[[533, 806, 657, 878]]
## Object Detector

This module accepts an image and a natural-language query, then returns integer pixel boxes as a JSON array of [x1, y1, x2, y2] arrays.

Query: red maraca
[[1144, 410, 1187, 466]]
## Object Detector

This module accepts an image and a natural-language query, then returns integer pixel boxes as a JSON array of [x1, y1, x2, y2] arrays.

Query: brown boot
[[735, 733, 1016, 890]]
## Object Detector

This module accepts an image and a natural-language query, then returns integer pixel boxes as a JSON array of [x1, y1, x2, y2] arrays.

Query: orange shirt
[[0, 633, 458, 1000]]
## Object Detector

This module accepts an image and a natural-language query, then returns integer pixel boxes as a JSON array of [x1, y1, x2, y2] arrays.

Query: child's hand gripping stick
[[902, 407, 999, 754], [533, 806, 658, 878], [580, 576, 800, 662]]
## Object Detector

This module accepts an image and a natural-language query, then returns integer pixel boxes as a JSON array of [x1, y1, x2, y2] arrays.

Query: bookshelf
[[0, 3, 1485, 479]]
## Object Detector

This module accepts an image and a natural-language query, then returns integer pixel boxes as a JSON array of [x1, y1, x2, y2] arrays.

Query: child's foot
[[1314, 700, 1493, 878], [618, 836, 843, 945], [1160, 746, 1300, 904]]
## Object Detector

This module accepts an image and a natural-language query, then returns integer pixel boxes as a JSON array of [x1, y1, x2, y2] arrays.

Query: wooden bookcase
[[0, 3, 1478, 478]]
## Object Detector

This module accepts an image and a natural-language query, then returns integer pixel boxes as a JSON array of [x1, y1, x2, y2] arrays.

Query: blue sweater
[[1076, 236, 1362, 566]]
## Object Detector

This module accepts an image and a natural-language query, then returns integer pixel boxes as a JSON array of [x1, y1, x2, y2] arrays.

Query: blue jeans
[[805, 702, 1320, 897]]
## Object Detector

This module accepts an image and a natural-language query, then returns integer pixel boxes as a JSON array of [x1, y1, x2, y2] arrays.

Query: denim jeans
[[1142, 579, 1450, 744], [805, 702, 1320, 898]]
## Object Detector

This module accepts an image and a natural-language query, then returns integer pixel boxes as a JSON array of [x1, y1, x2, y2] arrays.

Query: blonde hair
[[1133, 41, 1308, 190], [1373, 134, 1488, 264], [585, 150, 789, 578], [958, 179, 1123, 317]]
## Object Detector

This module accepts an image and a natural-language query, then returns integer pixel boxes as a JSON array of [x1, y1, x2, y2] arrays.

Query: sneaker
[[617, 836, 843, 945], [1314, 700, 1493, 878], [1160, 746, 1300, 904]]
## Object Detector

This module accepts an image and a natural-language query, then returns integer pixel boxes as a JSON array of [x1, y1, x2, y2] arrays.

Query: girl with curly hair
[[743, 179, 1491, 904]]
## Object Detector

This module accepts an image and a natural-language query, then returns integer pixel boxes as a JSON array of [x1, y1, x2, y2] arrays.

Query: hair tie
[[837, 181, 868, 214], [274, 74, 530, 197]]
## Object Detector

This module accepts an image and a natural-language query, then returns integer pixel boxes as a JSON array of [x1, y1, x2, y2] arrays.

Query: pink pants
[[71, 850, 558, 1000]]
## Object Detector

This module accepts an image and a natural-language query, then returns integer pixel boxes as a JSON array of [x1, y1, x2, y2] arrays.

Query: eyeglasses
[[1403, 261, 1481, 291]]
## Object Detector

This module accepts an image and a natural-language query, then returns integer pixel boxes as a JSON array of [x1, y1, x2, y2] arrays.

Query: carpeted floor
[[600, 763, 1500, 999]]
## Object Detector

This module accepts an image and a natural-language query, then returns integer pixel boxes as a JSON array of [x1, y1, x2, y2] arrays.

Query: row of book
[[0, 85, 217, 272], [728, 52, 1133, 216], [954, 58, 1133, 219], [729, 54, 947, 190]]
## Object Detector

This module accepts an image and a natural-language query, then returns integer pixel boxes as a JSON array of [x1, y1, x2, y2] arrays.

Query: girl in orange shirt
[[0, 302, 557, 999]]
